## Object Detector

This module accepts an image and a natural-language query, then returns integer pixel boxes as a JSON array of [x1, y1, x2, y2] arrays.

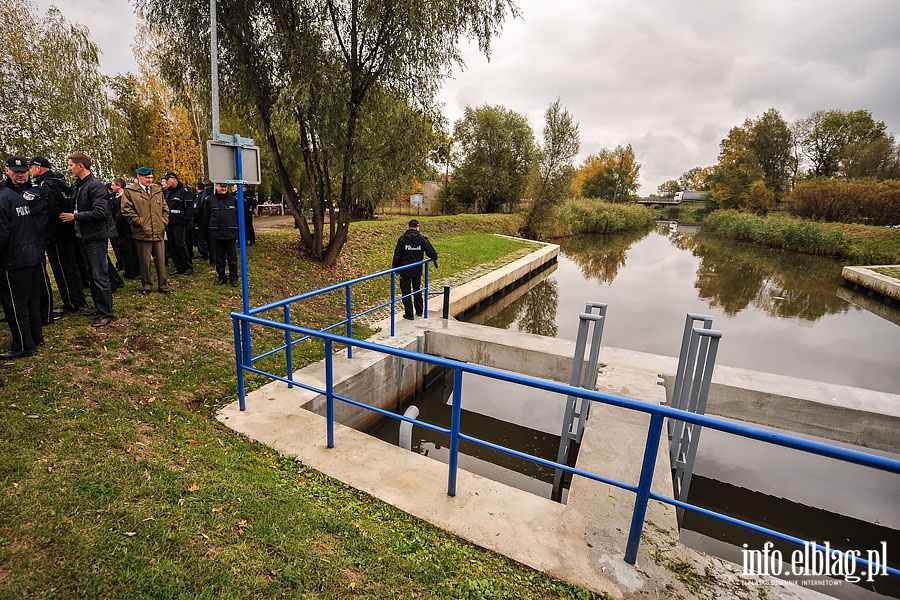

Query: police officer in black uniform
[[161, 172, 194, 275], [14, 159, 53, 325], [0, 156, 44, 358], [29, 156, 86, 316], [208, 182, 239, 286], [392, 219, 438, 320]]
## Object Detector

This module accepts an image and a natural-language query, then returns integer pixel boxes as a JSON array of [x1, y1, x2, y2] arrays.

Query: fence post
[[345, 284, 353, 358], [624, 412, 664, 564], [284, 305, 293, 389], [234, 316, 247, 411], [390, 273, 396, 337], [326, 340, 334, 449], [448, 368, 463, 497], [442, 286, 450, 319]]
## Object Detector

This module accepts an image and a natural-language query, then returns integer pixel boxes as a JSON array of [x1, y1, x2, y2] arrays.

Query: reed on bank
[[703, 210, 900, 264]]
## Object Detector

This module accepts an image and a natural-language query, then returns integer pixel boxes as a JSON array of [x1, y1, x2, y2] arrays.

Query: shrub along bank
[[703, 210, 900, 264], [0, 215, 601, 600], [529, 198, 656, 239]]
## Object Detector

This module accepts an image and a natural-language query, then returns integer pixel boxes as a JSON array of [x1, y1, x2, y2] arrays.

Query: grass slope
[[0, 215, 601, 599]]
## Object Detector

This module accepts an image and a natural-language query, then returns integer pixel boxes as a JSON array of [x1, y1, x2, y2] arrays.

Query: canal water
[[369, 224, 900, 598]]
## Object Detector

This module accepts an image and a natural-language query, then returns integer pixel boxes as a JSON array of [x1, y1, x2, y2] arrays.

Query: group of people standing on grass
[[0, 153, 257, 360]]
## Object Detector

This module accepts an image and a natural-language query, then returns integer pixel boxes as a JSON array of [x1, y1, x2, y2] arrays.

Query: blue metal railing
[[238, 259, 437, 381], [230, 309, 900, 578]]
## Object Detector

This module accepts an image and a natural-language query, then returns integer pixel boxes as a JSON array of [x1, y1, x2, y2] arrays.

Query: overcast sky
[[35, 0, 900, 195]]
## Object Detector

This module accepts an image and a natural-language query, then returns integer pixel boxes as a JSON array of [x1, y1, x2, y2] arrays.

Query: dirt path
[[254, 215, 296, 232]]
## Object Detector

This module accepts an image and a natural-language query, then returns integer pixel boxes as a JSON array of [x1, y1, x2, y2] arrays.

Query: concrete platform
[[842, 265, 900, 301], [214, 240, 871, 598]]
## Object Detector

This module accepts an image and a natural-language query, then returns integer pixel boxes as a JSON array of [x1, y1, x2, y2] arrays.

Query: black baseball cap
[[6, 156, 29, 172], [408, 219, 420, 228], [162, 171, 178, 180], [29, 156, 52, 169]]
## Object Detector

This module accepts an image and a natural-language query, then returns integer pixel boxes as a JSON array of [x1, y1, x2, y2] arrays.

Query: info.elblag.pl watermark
[[741, 541, 890, 585]]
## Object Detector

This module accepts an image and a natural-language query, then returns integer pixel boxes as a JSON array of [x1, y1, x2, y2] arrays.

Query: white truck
[[673, 191, 709, 203]]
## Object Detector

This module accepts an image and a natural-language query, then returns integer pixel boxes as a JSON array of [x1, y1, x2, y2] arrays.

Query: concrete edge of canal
[[842, 265, 900, 302], [218, 239, 883, 599]]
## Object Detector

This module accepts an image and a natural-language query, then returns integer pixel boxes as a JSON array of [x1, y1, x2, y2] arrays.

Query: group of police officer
[[0, 153, 257, 361]]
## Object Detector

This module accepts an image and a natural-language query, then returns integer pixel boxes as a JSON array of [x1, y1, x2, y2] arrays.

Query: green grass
[[702, 210, 900, 264], [0, 214, 603, 599], [872, 266, 900, 278]]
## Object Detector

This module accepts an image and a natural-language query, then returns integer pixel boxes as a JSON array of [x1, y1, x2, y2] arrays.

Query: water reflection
[[482, 279, 560, 337], [682, 234, 850, 321], [483, 228, 900, 393], [557, 227, 652, 284]]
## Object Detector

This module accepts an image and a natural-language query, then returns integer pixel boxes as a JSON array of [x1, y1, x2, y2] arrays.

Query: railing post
[[447, 368, 463, 497], [325, 339, 334, 448], [423, 261, 430, 318], [390, 272, 396, 337], [345, 284, 353, 358], [442, 286, 450, 319], [624, 412, 664, 564], [233, 316, 247, 411], [284, 304, 293, 389]]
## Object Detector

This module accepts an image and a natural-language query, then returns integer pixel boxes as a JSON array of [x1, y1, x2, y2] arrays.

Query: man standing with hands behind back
[[392, 219, 438, 320], [122, 166, 170, 295]]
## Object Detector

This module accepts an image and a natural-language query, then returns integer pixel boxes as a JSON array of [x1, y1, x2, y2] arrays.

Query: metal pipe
[[210, 0, 219, 137], [442, 286, 450, 319], [399, 405, 419, 451]]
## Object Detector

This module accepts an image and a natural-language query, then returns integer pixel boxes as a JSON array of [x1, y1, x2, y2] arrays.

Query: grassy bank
[[528, 198, 655, 239], [703, 210, 900, 264], [0, 215, 600, 599]]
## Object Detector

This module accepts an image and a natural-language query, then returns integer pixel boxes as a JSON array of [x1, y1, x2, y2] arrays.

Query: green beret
[[135, 166, 154, 176]]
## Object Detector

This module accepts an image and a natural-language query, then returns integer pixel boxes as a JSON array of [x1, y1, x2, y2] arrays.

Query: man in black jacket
[[208, 182, 239, 286], [30, 156, 86, 316], [0, 156, 43, 357], [60, 152, 115, 328], [392, 219, 438, 320], [161, 172, 194, 275]]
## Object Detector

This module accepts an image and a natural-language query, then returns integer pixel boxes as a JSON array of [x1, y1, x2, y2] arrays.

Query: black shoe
[[140, 289, 152, 296], [158, 289, 171, 294], [402, 314, 414, 320], [183, 269, 193, 275], [90, 316, 115, 328], [416, 312, 423, 317], [0, 348, 37, 359], [230, 280, 238, 287], [52, 307, 67, 317], [82, 308, 101, 316], [214, 279, 227, 286], [42, 318, 58, 326]]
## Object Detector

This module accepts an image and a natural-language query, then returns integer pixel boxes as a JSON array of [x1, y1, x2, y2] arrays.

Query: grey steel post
[[210, 0, 219, 136]]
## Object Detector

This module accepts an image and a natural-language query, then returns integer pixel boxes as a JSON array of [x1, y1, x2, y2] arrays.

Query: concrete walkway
[[842, 265, 900, 301], [215, 242, 851, 599]]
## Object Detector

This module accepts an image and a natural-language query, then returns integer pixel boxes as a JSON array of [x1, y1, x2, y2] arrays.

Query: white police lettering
[[16, 205, 31, 216], [405, 244, 421, 251]]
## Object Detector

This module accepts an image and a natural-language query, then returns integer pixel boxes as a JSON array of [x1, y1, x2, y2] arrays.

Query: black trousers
[[211, 238, 237, 282], [400, 276, 423, 317], [113, 234, 140, 279], [46, 237, 86, 310], [38, 257, 54, 324], [167, 223, 193, 272], [0, 266, 43, 352]]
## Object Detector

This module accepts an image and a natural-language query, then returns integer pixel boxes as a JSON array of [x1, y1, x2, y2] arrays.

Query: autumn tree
[[572, 144, 641, 202], [0, 2, 110, 174], [796, 109, 896, 179], [520, 99, 579, 238], [707, 123, 762, 209], [450, 105, 536, 213], [137, 0, 519, 265], [747, 108, 793, 198]]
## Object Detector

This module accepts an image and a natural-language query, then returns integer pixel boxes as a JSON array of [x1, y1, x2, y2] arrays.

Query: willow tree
[[136, 0, 518, 265], [0, 2, 109, 173]]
